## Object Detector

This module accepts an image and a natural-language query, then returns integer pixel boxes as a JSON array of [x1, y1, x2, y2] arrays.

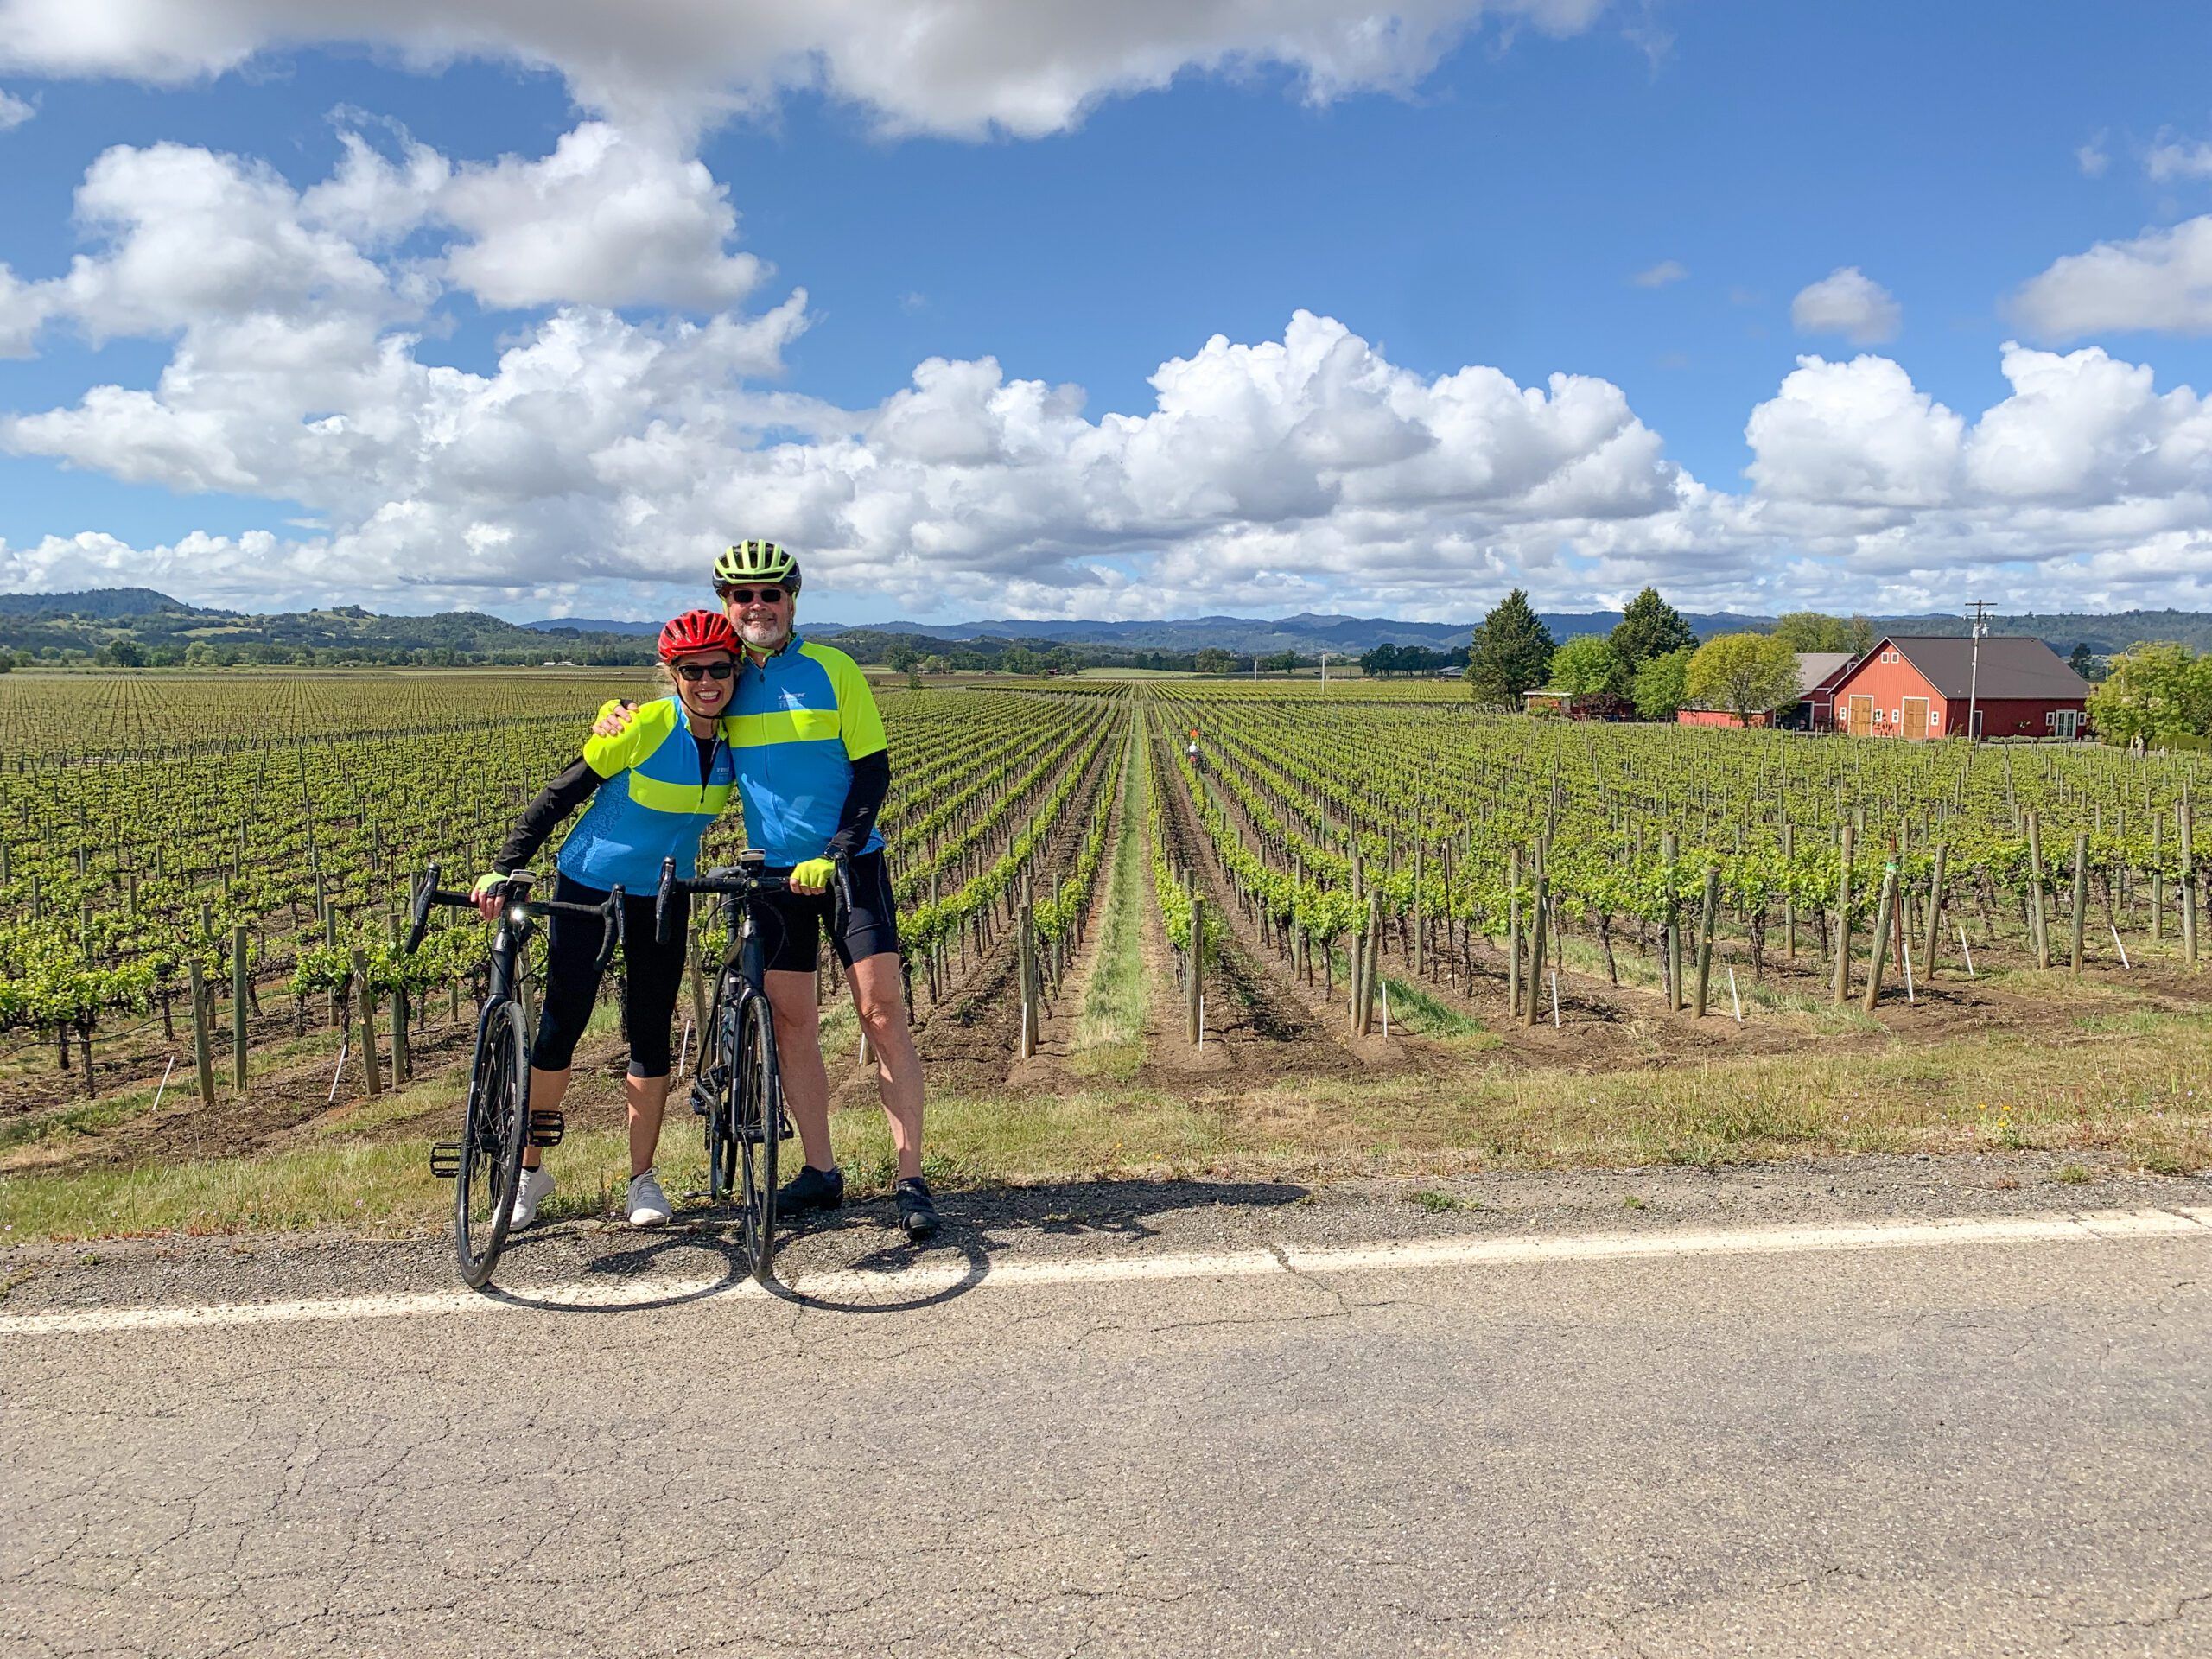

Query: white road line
[[3, 1205, 2207, 1339]]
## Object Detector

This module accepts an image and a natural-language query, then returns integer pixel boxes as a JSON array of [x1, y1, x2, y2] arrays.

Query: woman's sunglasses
[[718, 586, 789, 605], [675, 661, 736, 682]]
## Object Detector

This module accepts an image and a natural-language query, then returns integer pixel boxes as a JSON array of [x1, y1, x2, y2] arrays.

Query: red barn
[[1830, 635, 2088, 740], [1675, 651, 1859, 730]]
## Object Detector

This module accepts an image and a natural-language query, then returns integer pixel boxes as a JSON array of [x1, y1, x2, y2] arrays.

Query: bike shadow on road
[[477, 1177, 1311, 1318]]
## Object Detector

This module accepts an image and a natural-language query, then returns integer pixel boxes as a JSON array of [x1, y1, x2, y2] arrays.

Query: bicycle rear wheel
[[732, 991, 783, 1281], [455, 998, 531, 1287]]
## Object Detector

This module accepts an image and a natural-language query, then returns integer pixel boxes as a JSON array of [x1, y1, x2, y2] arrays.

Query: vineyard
[[4, 667, 2210, 1229]]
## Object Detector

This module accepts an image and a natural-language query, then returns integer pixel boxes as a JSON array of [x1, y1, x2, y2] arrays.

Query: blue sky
[[3, 0, 2212, 623]]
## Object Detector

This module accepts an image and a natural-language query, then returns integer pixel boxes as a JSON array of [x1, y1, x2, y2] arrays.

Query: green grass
[[6, 1000, 2210, 1243], [1071, 739, 1147, 1079]]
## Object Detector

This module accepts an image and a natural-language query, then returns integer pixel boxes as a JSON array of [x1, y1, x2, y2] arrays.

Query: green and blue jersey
[[725, 639, 887, 866]]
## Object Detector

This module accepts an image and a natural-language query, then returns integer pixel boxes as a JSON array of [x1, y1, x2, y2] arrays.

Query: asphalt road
[[3, 1168, 2209, 1657]]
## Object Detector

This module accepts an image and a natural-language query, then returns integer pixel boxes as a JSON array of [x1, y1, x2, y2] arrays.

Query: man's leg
[[849, 951, 924, 1181], [764, 968, 834, 1173]]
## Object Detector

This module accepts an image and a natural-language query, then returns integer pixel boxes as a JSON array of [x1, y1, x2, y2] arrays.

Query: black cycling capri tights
[[530, 872, 690, 1079]]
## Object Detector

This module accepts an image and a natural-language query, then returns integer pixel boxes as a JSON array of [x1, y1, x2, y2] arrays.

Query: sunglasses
[[675, 661, 735, 682], [718, 587, 789, 605]]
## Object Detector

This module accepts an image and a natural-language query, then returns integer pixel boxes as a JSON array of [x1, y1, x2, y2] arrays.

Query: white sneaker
[[627, 1169, 672, 1227], [510, 1166, 555, 1230]]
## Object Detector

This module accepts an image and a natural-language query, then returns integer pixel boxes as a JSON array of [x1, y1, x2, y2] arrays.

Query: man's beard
[[737, 615, 790, 651]]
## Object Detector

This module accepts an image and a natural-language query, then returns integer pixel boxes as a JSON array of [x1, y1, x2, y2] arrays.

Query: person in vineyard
[[472, 609, 746, 1231], [593, 540, 937, 1242]]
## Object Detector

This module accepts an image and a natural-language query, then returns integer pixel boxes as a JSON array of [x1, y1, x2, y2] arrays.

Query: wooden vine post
[[2069, 829, 2088, 978], [1661, 830, 1681, 1013], [1017, 874, 1039, 1058], [2024, 811, 2050, 969], [1919, 844, 1948, 982], [1524, 870, 1549, 1027], [1186, 893, 1206, 1046], [353, 949, 381, 1097], [187, 958, 217, 1108], [1861, 861, 1898, 1014], [230, 923, 249, 1094], [1692, 864, 1719, 1019], [1833, 823, 1853, 1006], [2183, 798, 2198, 964]]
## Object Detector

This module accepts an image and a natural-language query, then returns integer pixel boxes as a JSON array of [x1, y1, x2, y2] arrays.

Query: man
[[598, 540, 937, 1240]]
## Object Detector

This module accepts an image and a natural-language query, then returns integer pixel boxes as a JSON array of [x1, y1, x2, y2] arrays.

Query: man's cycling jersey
[[548, 696, 736, 892], [726, 638, 887, 867]]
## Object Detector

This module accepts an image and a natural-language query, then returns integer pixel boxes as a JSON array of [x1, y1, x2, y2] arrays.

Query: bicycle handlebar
[[655, 854, 837, 945], [405, 863, 627, 971]]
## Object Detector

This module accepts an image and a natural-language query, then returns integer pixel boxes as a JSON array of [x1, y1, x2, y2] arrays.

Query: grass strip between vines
[[3, 1005, 2207, 1241], [1070, 734, 1147, 1078]]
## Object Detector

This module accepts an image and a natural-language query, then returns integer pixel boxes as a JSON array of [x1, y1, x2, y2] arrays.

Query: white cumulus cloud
[[1789, 266, 1901, 345], [0, 87, 30, 130], [2146, 135, 2212, 183], [0, 0, 1620, 135], [2012, 215, 2212, 338], [1630, 259, 1686, 288]]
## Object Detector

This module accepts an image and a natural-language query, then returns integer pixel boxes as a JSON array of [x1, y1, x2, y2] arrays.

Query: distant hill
[[9, 589, 2212, 666]]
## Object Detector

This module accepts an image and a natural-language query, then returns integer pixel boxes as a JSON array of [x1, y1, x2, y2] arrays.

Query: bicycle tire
[[734, 990, 783, 1281], [455, 997, 531, 1287], [699, 969, 740, 1199]]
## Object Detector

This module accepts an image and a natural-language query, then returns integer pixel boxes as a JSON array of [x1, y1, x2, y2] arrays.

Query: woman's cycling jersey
[[550, 696, 737, 892]]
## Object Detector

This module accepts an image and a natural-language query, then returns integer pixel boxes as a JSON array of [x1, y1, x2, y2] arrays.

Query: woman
[[473, 609, 741, 1230]]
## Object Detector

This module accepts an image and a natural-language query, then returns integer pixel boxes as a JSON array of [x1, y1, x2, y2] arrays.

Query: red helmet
[[658, 608, 740, 662]]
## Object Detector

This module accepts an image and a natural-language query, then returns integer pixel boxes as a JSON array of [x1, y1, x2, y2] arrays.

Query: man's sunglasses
[[718, 586, 789, 605], [675, 661, 736, 682]]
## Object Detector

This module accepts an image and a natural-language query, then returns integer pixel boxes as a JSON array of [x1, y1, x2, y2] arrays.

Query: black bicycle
[[658, 850, 845, 1281], [406, 864, 624, 1287]]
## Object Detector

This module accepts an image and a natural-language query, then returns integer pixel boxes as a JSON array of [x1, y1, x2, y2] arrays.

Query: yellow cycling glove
[[472, 872, 506, 902], [790, 857, 838, 893]]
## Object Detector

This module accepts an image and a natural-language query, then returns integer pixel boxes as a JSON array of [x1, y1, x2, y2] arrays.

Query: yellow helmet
[[715, 539, 800, 594]]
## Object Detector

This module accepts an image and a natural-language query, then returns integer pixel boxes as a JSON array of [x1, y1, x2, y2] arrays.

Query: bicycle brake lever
[[600, 887, 627, 972], [405, 863, 438, 955]]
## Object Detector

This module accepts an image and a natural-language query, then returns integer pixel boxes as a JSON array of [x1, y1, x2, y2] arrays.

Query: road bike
[[657, 850, 845, 1281], [406, 865, 625, 1287]]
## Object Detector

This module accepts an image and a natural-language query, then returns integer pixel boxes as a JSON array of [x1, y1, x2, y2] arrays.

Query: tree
[[1609, 587, 1697, 669], [885, 642, 920, 673], [1547, 634, 1627, 696], [1465, 588, 1556, 708], [1262, 651, 1300, 674], [1194, 648, 1236, 675], [1631, 645, 1694, 721], [2068, 642, 2097, 680], [1685, 632, 1801, 726], [1773, 611, 1878, 655], [1001, 645, 1042, 675], [918, 653, 950, 676], [1359, 644, 1404, 677], [0, 648, 13, 674], [2087, 643, 2212, 745]]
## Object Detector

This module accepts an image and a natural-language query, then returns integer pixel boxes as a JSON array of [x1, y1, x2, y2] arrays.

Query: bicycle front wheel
[[733, 991, 783, 1281], [455, 997, 531, 1287], [699, 970, 740, 1200]]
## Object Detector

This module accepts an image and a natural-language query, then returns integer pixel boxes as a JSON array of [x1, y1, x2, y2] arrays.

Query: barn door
[[1901, 696, 1929, 740], [1847, 694, 1873, 736]]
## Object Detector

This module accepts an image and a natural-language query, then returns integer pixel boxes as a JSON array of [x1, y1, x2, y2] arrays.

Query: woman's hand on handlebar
[[591, 698, 638, 739], [472, 872, 506, 921]]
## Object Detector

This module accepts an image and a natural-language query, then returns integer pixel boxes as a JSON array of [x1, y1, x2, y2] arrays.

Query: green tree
[[0, 648, 14, 673], [1686, 632, 1802, 727], [1631, 645, 1694, 721], [1608, 586, 1697, 669], [1547, 634, 1627, 696], [1001, 645, 1043, 675], [885, 642, 920, 673], [2068, 641, 2097, 680], [1465, 588, 1556, 708], [1772, 611, 1877, 655], [918, 653, 950, 676], [2087, 642, 2212, 744], [1263, 651, 1300, 674], [1194, 648, 1236, 675]]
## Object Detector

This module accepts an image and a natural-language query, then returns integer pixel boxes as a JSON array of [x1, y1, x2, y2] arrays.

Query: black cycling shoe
[[778, 1164, 846, 1213], [894, 1177, 941, 1242]]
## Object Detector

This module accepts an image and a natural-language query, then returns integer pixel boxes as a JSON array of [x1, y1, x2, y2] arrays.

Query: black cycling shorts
[[531, 871, 690, 1078], [755, 849, 901, 976]]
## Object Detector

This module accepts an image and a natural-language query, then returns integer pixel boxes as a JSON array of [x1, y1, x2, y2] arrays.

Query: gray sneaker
[[626, 1169, 672, 1227]]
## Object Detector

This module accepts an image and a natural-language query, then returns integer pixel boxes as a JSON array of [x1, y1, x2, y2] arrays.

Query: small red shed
[[1830, 635, 2089, 741]]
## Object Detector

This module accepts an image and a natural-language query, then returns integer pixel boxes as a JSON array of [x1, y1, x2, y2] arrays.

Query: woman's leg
[[618, 887, 688, 1178], [524, 874, 611, 1171]]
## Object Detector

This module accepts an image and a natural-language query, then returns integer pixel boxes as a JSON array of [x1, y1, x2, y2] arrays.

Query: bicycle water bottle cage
[[527, 1109, 565, 1148]]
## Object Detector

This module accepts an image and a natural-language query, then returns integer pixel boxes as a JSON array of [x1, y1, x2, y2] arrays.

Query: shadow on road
[[479, 1177, 1312, 1317]]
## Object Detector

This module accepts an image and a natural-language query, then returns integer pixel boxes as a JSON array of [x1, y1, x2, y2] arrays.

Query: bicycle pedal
[[528, 1109, 565, 1148], [429, 1142, 461, 1179]]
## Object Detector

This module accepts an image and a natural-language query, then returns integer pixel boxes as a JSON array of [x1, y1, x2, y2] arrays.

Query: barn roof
[[1878, 635, 2088, 701], [1795, 652, 1855, 695]]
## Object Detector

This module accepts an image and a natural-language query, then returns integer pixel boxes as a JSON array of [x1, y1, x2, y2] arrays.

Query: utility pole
[[1965, 599, 1989, 743]]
